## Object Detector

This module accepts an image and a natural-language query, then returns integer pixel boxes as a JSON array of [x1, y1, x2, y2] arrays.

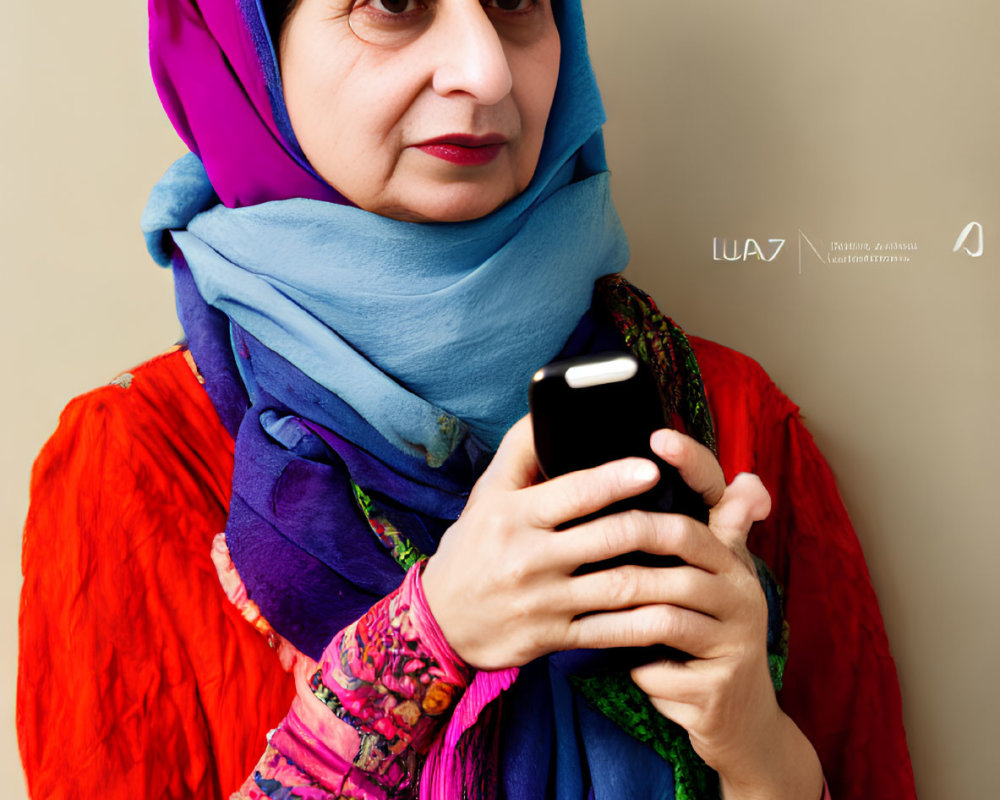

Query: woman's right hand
[[421, 415, 705, 670]]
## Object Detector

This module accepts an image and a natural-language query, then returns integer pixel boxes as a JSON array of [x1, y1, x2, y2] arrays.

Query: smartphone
[[530, 352, 708, 573], [530, 352, 705, 669]]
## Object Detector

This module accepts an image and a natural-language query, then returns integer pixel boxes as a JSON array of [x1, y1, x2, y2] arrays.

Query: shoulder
[[20, 348, 292, 796], [688, 335, 798, 415], [687, 335, 802, 479], [23, 346, 236, 580], [22, 343, 236, 633], [29, 346, 233, 503], [23, 344, 236, 613]]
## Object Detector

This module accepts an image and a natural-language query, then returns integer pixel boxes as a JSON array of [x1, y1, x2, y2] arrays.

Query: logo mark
[[953, 221, 983, 258], [712, 237, 785, 263], [797, 230, 826, 274]]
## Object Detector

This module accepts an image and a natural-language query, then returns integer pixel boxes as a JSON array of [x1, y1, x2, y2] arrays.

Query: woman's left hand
[[628, 429, 824, 800]]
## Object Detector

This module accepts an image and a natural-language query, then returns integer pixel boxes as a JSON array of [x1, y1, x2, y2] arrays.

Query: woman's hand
[[422, 415, 823, 794], [628, 429, 824, 800], [423, 415, 731, 671]]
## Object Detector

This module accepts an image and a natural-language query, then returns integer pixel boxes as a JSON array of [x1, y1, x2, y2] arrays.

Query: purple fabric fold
[[148, 0, 344, 207], [224, 396, 422, 659]]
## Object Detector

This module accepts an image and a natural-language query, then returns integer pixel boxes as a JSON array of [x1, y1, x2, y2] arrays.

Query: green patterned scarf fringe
[[350, 481, 426, 572], [349, 274, 789, 799], [576, 276, 788, 799], [595, 275, 717, 458]]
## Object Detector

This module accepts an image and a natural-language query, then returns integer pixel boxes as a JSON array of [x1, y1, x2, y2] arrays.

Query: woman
[[17, 0, 915, 797]]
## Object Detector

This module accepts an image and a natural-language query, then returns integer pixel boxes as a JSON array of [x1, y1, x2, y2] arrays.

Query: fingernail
[[652, 429, 680, 457], [633, 461, 659, 484]]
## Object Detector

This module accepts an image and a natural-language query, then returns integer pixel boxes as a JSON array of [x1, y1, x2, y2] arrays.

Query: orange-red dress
[[18, 341, 916, 799]]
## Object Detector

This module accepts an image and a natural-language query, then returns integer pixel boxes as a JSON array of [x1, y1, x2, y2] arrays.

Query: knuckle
[[731, 472, 772, 517], [651, 513, 689, 561], [601, 510, 636, 554], [604, 566, 639, 607], [482, 508, 507, 536], [564, 618, 587, 652], [608, 462, 636, 498], [673, 434, 694, 458], [617, 608, 657, 648], [506, 592, 534, 625], [748, 472, 769, 498], [603, 510, 656, 559], [598, 522, 618, 560], [554, 478, 587, 517], [621, 509, 653, 548], [654, 512, 683, 550], [500, 552, 532, 588], [649, 604, 688, 646]]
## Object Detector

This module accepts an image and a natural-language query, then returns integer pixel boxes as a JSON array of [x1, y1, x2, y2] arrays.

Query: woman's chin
[[368, 181, 520, 224]]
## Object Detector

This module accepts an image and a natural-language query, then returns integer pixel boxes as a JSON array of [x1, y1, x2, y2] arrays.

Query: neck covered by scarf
[[145, 151, 628, 465]]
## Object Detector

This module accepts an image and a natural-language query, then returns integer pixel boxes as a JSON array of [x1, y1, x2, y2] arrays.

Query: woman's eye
[[484, 0, 536, 11], [369, 0, 419, 13], [350, 0, 431, 45]]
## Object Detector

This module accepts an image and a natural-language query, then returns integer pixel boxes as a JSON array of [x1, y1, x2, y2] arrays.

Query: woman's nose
[[429, 2, 514, 106]]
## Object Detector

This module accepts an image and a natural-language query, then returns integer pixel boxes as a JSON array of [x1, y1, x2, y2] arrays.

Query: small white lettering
[[712, 237, 786, 262]]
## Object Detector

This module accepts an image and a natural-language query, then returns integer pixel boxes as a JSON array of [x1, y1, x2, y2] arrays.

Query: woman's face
[[280, 0, 561, 223]]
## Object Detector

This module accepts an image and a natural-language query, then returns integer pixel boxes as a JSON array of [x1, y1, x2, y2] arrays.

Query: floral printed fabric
[[233, 563, 470, 799]]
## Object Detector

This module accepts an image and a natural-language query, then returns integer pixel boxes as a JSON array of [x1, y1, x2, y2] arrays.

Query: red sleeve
[[17, 349, 295, 799], [690, 337, 916, 799]]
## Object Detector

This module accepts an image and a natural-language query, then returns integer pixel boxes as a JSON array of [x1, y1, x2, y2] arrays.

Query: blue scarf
[[144, 154, 627, 466]]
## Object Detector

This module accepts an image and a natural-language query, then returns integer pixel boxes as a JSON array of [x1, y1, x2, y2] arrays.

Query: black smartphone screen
[[530, 353, 709, 529]]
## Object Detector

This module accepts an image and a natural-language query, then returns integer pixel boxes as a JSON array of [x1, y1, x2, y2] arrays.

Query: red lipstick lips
[[415, 134, 506, 166]]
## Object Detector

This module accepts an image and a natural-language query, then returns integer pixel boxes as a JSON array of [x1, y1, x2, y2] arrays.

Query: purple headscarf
[[149, 0, 343, 206]]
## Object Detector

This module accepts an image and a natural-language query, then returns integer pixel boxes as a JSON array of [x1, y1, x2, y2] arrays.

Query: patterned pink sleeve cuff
[[238, 563, 471, 799]]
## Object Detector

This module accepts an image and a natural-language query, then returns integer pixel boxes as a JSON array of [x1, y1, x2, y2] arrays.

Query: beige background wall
[[2, 1, 996, 797]]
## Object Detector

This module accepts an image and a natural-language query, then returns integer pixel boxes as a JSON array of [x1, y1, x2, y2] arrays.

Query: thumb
[[480, 415, 541, 491], [708, 472, 771, 550]]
